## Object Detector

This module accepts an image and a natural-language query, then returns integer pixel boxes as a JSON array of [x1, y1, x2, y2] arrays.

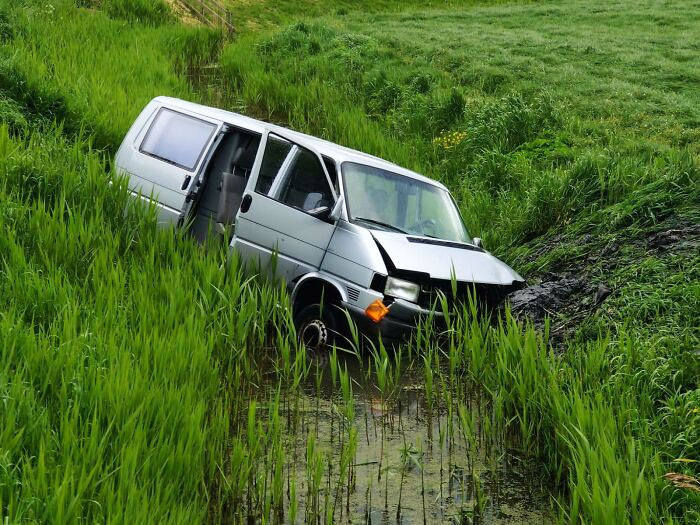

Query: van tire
[[294, 303, 341, 353]]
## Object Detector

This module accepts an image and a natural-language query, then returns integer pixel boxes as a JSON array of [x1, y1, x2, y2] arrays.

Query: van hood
[[370, 231, 524, 285]]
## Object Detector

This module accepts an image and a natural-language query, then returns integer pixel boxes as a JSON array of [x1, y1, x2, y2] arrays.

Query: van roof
[[154, 96, 447, 190]]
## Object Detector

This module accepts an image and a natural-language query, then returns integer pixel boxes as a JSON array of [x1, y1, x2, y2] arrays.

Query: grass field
[[218, 0, 700, 251], [0, 0, 698, 523]]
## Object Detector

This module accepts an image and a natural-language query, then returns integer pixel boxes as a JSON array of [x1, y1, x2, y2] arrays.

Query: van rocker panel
[[231, 236, 317, 284]]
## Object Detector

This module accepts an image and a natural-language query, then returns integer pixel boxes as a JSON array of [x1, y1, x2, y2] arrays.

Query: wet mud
[[505, 218, 700, 348]]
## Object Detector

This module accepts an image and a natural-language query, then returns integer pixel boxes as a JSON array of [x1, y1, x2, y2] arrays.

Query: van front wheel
[[294, 303, 340, 352]]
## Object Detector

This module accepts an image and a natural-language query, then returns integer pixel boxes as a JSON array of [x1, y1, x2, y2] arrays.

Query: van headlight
[[384, 277, 420, 303]]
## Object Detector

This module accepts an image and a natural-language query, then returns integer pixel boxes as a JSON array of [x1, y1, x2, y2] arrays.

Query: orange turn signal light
[[365, 299, 389, 323]]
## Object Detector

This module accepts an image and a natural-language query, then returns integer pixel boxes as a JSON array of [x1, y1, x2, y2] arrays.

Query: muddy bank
[[505, 218, 700, 348]]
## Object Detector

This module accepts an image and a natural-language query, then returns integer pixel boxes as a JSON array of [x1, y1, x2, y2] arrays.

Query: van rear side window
[[140, 108, 216, 171]]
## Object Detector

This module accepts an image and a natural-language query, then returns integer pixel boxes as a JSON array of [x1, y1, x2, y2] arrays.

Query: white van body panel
[[115, 100, 224, 226], [321, 221, 388, 288], [115, 96, 525, 342]]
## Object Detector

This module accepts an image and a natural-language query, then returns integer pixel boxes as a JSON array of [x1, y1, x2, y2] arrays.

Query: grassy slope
[[230, 0, 489, 31], [0, 0, 219, 150], [218, 0, 700, 250], [0, 0, 698, 523], [0, 1, 252, 521]]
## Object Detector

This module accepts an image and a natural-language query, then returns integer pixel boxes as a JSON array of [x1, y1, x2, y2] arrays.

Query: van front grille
[[419, 280, 523, 311]]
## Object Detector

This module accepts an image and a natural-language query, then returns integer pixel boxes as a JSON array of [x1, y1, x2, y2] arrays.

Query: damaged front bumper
[[343, 298, 439, 346], [343, 279, 526, 346]]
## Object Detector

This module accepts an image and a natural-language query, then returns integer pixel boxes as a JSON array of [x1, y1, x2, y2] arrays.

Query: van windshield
[[342, 162, 471, 243]]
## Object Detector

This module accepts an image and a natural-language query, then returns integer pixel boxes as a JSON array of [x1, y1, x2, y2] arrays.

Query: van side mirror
[[328, 195, 344, 222], [473, 237, 483, 249]]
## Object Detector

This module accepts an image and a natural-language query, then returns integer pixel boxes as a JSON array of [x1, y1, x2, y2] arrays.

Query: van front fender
[[290, 273, 348, 315]]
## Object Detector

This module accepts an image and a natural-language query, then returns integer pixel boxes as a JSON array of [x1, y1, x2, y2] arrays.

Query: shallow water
[[269, 351, 554, 524]]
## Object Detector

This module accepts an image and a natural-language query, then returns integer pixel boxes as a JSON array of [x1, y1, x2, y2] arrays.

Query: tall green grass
[[0, 0, 219, 151], [0, 122, 298, 521], [0, 0, 698, 522], [77, 0, 174, 25]]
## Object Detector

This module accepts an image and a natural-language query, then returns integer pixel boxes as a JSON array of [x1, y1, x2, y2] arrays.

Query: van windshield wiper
[[353, 217, 406, 234]]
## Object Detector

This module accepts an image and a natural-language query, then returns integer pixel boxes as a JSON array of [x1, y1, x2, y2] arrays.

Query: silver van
[[116, 97, 524, 348]]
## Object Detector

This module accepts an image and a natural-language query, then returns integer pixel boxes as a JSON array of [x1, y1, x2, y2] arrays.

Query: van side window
[[255, 135, 293, 195], [140, 108, 216, 171], [277, 148, 334, 211], [256, 134, 335, 213]]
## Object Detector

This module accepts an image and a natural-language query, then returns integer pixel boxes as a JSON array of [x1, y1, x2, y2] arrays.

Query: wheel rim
[[300, 319, 328, 350]]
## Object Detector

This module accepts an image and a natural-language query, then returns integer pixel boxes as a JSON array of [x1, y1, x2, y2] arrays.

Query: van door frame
[[231, 127, 340, 281], [176, 124, 229, 228], [242, 128, 338, 205]]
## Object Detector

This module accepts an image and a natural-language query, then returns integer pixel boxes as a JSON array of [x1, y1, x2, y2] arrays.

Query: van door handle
[[181, 175, 192, 190], [240, 194, 252, 213]]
